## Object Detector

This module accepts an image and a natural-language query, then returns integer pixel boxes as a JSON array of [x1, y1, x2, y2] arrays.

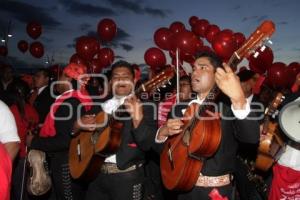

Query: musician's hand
[[158, 119, 184, 141], [215, 63, 246, 110], [73, 114, 96, 132], [124, 95, 143, 128]]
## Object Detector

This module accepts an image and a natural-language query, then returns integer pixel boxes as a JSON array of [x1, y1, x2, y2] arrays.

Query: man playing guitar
[[156, 51, 260, 199]]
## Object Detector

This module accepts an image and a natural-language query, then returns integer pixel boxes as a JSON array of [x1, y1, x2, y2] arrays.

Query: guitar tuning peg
[[260, 45, 266, 52], [267, 40, 273, 45], [168, 80, 171, 85], [162, 84, 166, 88], [253, 52, 260, 58], [157, 87, 160, 92]]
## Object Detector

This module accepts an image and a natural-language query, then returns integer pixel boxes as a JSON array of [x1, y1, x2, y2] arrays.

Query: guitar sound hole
[[29, 166, 33, 177]]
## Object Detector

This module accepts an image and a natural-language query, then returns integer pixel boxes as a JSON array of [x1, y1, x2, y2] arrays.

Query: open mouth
[[116, 84, 128, 89]]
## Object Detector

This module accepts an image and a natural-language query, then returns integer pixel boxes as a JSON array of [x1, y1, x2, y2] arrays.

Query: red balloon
[[169, 50, 176, 59], [192, 19, 209, 37], [222, 29, 234, 35], [169, 49, 186, 64], [76, 36, 100, 60], [18, 40, 29, 53], [200, 45, 213, 53], [249, 46, 274, 74], [189, 16, 198, 27], [169, 38, 198, 65], [95, 48, 115, 68], [233, 32, 246, 48], [195, 39, 204, 52], [26, 21, 42, 39], [144, 47, 166, 69], [267, 62, 288, 89], [97, 18, 117, 42], [179, 38, 203, 63], [0, 46, 8, 57], [169, 22, 185, 34], [286, 62, 300, 87], [212, 30, 237, 60], [89, 58, 104, 73], [171, 58, 183, 66], [181, 52, 195, 63], [154, 27, 173, 50], [205, 24, 220, 43], [171, 31, 199, 55], [30, 42, 44, 58], [70, 53, 87, 66]]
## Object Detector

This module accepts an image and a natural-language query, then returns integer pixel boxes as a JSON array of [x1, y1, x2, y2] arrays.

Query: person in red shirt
[[0, 142, 12, 200], [8, 79, 39, 200]]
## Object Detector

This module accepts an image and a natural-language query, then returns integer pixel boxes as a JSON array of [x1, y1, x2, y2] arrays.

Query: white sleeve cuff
[[231, 99, 251, 120], [155, 127, 168, 143]]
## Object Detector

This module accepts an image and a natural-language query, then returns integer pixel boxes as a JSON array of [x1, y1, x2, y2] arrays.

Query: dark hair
[[111, 60, 135, 79], [8, 79, 30, 118], [194, 51, 223, 69], [36, 68, 51, 78], [180, 75, 191, 83], [237, 69, 256, 82], [35, 68, 52, 87]]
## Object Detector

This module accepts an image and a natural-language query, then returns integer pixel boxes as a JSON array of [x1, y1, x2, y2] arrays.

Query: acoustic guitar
[[160, 20, 276, 191], [69, 67, 175, 180], [255, 92, 285, 171]]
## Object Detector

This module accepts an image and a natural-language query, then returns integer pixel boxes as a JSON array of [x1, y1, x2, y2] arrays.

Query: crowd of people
[[0, 50, 299, 200]]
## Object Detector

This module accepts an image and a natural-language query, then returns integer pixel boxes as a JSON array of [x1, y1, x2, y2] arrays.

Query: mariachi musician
[[78, 61, 158, 200], [27, 63, 92, 200], [156, 51, 260, 199]]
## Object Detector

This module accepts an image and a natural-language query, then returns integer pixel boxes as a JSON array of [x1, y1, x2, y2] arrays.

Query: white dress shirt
[[38, 85, 47, 95], [0, 100, 20, 143], [101, 96, 127, 163]]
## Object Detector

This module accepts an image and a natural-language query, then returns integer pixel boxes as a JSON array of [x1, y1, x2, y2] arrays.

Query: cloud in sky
[[0, 1, 61, 28], [105, 0, 170, 18], [58, 0, 116, 17]]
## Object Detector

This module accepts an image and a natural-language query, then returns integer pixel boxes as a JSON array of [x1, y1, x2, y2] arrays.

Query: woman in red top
[[8, 79, 39, 200]]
